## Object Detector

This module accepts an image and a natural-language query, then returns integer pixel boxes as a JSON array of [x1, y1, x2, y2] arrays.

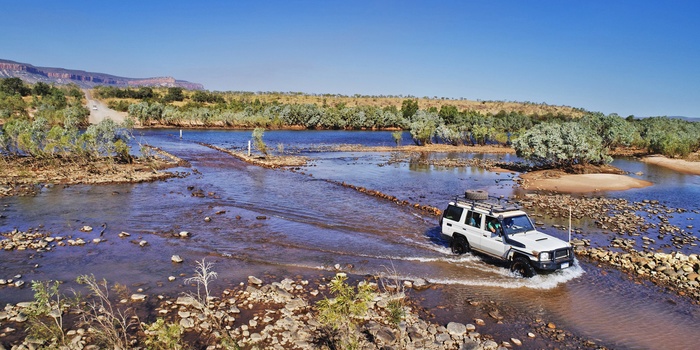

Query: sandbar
[[641, 155, 700, 175], [520, 171, 653, 193]]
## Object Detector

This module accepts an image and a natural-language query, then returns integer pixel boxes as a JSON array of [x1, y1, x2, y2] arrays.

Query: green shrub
[[316, 273, 374, 349], [143, 318, 185, 350]]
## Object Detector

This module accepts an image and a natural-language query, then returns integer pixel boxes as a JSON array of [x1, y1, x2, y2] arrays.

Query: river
[[1, 129, 699, 349]]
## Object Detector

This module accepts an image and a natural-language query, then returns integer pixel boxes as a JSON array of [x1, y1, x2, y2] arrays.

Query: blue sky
[[3, 0, 699, 118]]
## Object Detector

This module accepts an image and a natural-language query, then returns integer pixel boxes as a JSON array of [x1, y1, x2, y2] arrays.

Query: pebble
[[130, 294, 147, 302], [171, 255, 184, 263]]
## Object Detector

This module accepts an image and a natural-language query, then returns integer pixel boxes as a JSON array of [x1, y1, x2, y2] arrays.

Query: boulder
[[248, 276, 263, 286], [447, 322, 467, 337], [412, 278, 430, 290]]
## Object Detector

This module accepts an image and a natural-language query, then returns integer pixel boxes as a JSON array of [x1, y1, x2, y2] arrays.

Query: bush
[[408, 110, 440, 145], [252, 127, 268, 155], [316, 273, 374, 349], [513, 121, 610, 168], [143, 318, 185, 350]]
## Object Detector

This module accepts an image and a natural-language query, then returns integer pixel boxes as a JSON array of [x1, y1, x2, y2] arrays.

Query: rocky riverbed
[[517, 193, 700, 302], [0, 270, 539, 350]]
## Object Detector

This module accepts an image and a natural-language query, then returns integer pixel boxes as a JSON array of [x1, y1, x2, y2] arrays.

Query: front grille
[[554, 248, 570, 260]]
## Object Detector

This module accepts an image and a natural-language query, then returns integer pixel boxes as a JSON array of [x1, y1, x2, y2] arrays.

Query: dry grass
[[127, 88, 587, 118], [219, 92, 586, 117]]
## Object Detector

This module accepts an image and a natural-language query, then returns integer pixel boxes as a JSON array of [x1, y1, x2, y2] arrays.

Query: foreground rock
[[0, 275, 529, 350]]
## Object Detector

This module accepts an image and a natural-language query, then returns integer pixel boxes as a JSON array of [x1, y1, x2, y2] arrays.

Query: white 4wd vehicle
[[440, 190, 574, 277]]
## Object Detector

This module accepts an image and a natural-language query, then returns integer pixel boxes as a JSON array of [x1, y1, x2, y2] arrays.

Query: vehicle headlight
[[539, 252, 550, 261]]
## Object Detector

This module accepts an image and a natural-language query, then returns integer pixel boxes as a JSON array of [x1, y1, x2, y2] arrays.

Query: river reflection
[[1, 129, 699, 349]]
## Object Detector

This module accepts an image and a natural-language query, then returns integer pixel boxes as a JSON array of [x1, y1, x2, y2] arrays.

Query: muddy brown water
[[1, 130, 700, 349]]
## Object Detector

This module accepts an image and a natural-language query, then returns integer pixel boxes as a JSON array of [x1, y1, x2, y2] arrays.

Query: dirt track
[[84, 89, 126, 124]]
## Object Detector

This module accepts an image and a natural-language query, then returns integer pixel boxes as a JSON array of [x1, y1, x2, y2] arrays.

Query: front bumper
[[532, 258, 574, 271]]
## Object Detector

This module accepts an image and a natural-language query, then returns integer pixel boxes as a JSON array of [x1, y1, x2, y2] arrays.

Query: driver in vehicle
[[487, 219, 502, 235]]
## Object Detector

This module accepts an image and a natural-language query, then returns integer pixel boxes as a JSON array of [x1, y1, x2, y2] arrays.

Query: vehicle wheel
[[510, 256, 536, 278], [465, 190, 488, 200], [451, 235, 470, 255]]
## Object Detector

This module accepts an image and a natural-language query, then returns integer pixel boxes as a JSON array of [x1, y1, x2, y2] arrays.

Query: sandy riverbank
[[519, 170, 653, 193], [641, 155, 700, 175]]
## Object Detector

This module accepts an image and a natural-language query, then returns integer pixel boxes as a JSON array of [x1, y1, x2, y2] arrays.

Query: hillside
[[0, 58, 203, 90], [227, 92, 588, 118]]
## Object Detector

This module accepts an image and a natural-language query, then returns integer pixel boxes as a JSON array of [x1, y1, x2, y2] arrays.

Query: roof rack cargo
[[451, 194, 521, 214]]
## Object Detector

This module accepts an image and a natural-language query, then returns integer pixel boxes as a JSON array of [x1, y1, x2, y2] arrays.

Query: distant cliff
[[0, 59, 204, 90]]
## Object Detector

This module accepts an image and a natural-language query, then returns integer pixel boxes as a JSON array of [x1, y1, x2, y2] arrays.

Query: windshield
[[502, 215, 535, 235]]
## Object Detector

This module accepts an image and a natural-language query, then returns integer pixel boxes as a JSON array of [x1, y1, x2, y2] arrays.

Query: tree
[[0, 78, 30, 96], [408, 110, 439, 145], [636, 117, 700, 157], [438, 105, 460, 124], [435, 124, 464, 145], [162, 87, 184, 103], [513, 121, 610, 168], [191, 90, 209, 103], [67, 84, 83, 101], [401, 99, 419, 119], [32, 82, 51, 96], [493, 111, 532, 145], [0, 92, 29, 119], [136, 87, 155, 100], [580, 112, 637, 150]]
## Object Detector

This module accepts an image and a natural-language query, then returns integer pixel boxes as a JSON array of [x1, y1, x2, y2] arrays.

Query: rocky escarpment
[[0, 58, 203, 90]]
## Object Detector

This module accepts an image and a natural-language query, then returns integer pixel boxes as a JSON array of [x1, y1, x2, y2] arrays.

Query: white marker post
[[179, 129, 182, 139], [248, 140, 251, 156], [568, 206, 572, 243]]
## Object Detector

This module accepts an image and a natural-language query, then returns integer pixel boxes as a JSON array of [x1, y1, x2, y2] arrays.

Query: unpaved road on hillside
[[84, 90, 126, 124]]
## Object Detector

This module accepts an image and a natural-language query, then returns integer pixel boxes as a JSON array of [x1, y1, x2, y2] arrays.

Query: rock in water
[[130, 294, 147, 302], [171, 255, 184, 263], [248, 276, 263, 286]]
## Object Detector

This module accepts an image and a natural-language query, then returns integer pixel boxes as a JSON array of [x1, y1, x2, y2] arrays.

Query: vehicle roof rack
[[452, 195, 522, 215]]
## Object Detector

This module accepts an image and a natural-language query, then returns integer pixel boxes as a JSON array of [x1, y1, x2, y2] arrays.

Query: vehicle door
[[441, 205, 464, 237], [479, 215, 508, 258], [461, 210, 483, 247]]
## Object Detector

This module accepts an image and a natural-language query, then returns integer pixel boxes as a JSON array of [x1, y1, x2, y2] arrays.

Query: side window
[[443, 205, 464, 222], [466, 211, 482, 228], [486, 215, 502, 236]]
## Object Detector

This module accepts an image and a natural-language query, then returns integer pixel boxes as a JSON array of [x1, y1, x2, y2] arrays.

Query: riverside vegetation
[[91, 85, 700, 163], [0, 78, 185, 194]]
